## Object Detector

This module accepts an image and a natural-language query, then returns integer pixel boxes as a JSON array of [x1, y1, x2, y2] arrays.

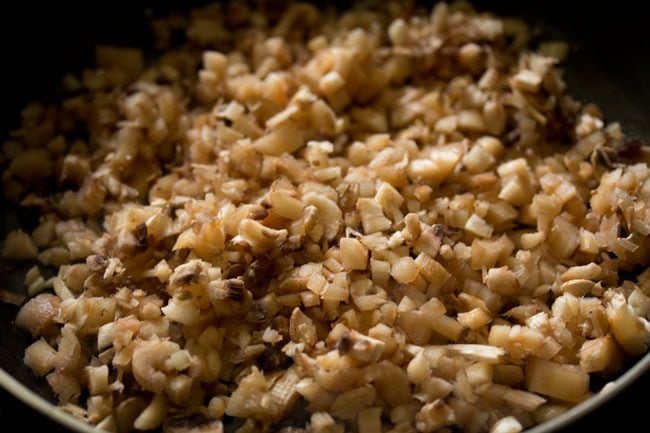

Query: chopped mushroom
[[579, 336, 624, 374], [2, 230, 38, 260], [415, 399, 456, 433], [15, 293, 61, 337], [340, 238, 368, 271], [525, 357, 589, 403], [490, 416, 522, 433], [3, 1, 650, 433], [338, 330, 386, 363], [132, 339, 192, 393]]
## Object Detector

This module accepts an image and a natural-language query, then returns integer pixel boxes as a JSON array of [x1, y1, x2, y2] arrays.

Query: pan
[[0, 1, 648, 432]]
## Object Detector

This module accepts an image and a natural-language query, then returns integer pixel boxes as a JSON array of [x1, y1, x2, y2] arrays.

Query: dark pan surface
[[0, 1, 648, 432]]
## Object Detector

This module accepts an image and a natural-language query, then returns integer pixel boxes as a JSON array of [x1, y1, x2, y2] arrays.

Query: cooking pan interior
[[0, 0, 648, 431]]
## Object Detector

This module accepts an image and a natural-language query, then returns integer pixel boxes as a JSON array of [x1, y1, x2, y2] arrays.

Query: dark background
[[1, 0, 649, 432]]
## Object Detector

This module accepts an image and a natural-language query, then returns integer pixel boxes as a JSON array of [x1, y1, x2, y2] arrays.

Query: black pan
[[1, 1, 648, 432]]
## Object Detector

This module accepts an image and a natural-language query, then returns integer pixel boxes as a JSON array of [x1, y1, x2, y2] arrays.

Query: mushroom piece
[[15, 293, 61, 337], [132, 339, 190, 393], [236, 219, 288, 253], [168, 260, 209, 292], [336, 330, 385, 363]]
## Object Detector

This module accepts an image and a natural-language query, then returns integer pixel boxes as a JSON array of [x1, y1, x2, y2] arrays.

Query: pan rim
[[525, 351, 650, 432], [0, 368, 96, 433], [0, 352, 649, 432]]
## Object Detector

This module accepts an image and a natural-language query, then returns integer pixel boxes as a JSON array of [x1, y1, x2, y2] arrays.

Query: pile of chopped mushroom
[[2, 1, 650, 432]]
